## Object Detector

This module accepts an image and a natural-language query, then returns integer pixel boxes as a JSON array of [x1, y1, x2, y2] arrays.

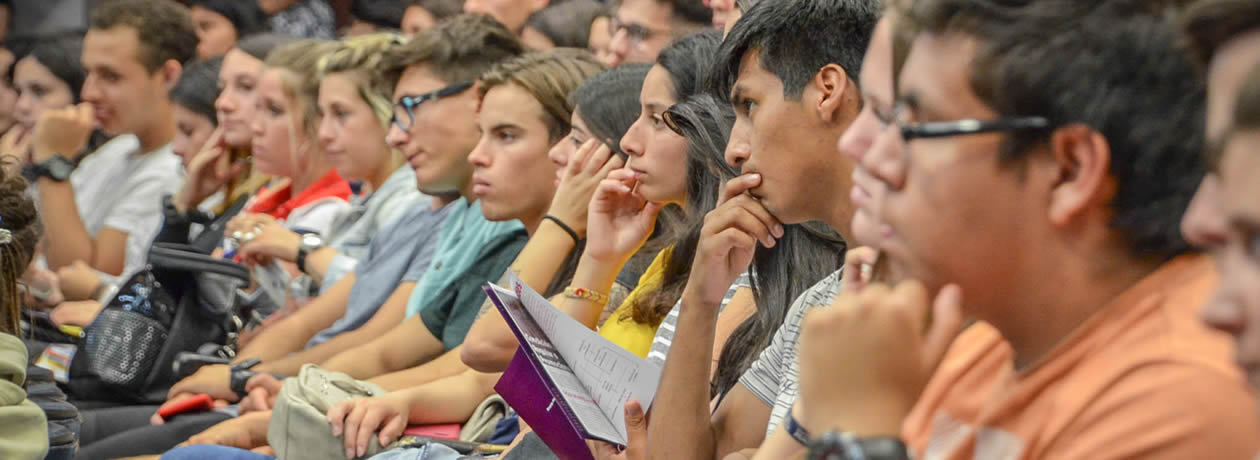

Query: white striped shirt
[[645, 271, 753, 366]]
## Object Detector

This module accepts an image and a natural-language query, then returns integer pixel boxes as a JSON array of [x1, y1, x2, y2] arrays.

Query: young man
[[645, 0, 878, 458], [73, 15, 528, 460], [780, 1, 1259, 459], [600, 0, 711, 67], [29, 0, 194, 288]]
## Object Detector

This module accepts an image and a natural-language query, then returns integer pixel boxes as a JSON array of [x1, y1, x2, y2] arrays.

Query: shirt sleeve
[[421, 230, 528, 350], [287, 199, 351, 236]]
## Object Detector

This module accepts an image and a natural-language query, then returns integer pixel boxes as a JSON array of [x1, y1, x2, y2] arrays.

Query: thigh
[[79, 405, 161, 446], [76, 411, 233, 460], [160, 445, 275, 460]]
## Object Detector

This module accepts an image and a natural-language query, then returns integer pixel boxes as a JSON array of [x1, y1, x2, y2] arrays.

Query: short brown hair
[[478, 49, 607, 141], [90, 0, 198, 72], [1181, 0, 1260, 70], [382, 14, 524, 88]]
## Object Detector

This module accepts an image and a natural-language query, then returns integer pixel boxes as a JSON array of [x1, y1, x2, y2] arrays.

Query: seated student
[[232, 33, 424, 304], [773, 2, 1260, 459], [162, 47, 610, 460], [0, 166, 51, 460], [599, 0, 710, 67], [0, 46, 17, 139], [342, 0, 407, 37], [262, 0, 337, 40], [170, 58, 224, 167], [520, 0, 607, 50], [28, 0, 196, 290], [401, 0, 465, 38], [187, 0, 269, 59], [1, 36, 99, 166], [705, 0, 736, 31], [644, 1, 876, 458]]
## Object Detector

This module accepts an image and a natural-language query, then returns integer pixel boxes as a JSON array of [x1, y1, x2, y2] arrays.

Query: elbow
[[460, 338, 516, 373]]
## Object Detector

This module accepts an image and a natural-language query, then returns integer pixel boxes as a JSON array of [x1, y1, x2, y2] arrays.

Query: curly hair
[[0, 159, 39, 335]]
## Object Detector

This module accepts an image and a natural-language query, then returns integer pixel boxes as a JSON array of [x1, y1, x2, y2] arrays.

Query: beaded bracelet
[[564, 287, 610, 306]]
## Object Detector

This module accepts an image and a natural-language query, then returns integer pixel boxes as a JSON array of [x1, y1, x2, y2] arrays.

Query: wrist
[[573, 254, 622, 291], [800, 396, 908, 438]]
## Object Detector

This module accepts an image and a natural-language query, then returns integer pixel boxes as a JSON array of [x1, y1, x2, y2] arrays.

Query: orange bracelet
[[564, 287, 610, 306]]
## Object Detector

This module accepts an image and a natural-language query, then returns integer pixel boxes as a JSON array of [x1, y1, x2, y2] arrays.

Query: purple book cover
[[496, 349, 596, 460]]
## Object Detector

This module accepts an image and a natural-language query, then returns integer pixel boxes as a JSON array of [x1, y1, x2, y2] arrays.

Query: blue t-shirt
[[306, 200, 454, 347], [406, 198, 528, 350]]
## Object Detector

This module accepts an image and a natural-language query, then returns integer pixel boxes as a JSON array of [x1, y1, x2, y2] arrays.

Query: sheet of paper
[[503, 272, 662, 442], [487, 284, 624, 444]]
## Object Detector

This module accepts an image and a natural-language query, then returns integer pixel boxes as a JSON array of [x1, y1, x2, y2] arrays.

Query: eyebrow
[[490, 123, 519, 132], [645, 102, 669, 113], [729, 85, 746, 107]]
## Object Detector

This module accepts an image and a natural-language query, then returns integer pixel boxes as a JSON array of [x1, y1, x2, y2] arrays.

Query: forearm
[[256, 328, 371, 376], [401, 369, 501, 425], [301, 246, 339, 282], [463, 224, 576, 372], [239, 280, 354, 364], [369, 347, 471, 391], [751, 427, 805, 460], [559, 254, 623, 329], [37, 179, 95, 270], [325, 316, 445, 380], [649, 293, 723, 460]]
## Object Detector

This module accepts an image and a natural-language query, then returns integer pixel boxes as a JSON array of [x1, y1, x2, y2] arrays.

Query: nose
[[839, 109, 877, 164], [14, 91, 32, 116], [547, 137, 570, 169], [608, 28, 631, 61], [725, 118, 751, 168], [317, 113, 336, 147], [863, 121, 908, 191], [1182, 174, 1229, 249], [468, 135, 492, 168], [80, 73, 101, 104], [385, 121, 408, 150], [250, 111, 263, 136], [215, 89, 235, 115], [620, 118, 647, 160]]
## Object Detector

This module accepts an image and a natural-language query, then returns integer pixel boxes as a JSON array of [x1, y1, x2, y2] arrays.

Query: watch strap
[[808, 431, 911, 460], [785, 408, 812, 447]]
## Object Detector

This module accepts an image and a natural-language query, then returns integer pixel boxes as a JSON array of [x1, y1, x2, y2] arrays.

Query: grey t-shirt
[[305, 201, 454, 347], [736, 269, 844, 438]]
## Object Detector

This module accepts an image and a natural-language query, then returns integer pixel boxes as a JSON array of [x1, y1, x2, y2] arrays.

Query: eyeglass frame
[[391, 81, 474, 133], [609, 16, 667, 48], [892, 99, 1051, 142]]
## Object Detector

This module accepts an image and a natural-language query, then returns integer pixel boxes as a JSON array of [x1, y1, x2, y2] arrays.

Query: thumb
[[921, 284, 964, 373], [624, 400, 646, 432], [641, 201, 664, 222]]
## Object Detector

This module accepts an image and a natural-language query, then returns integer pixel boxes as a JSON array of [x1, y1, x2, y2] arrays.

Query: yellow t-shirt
[[597, 247, 673, 358]]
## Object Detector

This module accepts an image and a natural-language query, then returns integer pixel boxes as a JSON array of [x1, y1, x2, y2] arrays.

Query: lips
[[471, 176, 492, 196]]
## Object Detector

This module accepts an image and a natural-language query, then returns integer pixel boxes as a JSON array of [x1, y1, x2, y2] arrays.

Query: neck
[[365, 152, 405, 194], [428, 191, 460, 210], [135, 101, 175, 153], [521, 208, 546, 236], [985, 249, 1164, 372]]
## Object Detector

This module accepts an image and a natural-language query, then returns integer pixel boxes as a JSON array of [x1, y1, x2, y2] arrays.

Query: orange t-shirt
[[902, 254, 1259, 460]]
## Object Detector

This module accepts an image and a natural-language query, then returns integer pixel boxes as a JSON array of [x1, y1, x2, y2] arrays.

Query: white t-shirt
[[66, 135, 183, 286]]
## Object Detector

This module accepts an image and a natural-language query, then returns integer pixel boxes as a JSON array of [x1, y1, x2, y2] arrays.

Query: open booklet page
[[502, 272, 662, 442]]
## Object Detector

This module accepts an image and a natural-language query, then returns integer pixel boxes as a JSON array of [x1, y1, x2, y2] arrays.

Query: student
[[29, 0, 195, 287], [463, 0, 550, 38], [600, 0, 710, 67], [233, 33, 424, 301], [0, 165, 50, 460], [187, 0, 269, 59], [520, 0, 607, 50], [705, 0, 736, 30], [2, 36, 93, 165], [778, 1, 1259, 459], [0, 46, 17, 138], [170, 58, 223, 167], [342, 0, 407, 37], [644, 0, 876, 458], [401, 0, 465, 38]]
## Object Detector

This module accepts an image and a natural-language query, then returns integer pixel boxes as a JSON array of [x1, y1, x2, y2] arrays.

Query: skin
[[468, 83, 560, 227], [401, 6, 437, 38], [704, 0, 736, 30], [80, 26, 180, 151], [619, 65, 689, 204], [385, 64, 481, 197], [191, 6, 239, 59], [1207, 129, 1260, 393], [589, 17, 612, 57], [14, 56, 75, 136], [249, 69, 302, 178], [838, 19, 897, 247], [172, 105, 216, 166], [603, 0, 676, 67], [216, 49, 265, 149], [316, 72, 395, 188]]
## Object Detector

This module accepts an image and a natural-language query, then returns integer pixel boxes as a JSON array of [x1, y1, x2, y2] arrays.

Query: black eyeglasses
[[610, 17, 664, 47], [893, 100, 1050, 142], [391, 81, 474, 133], [663, 107, 688, 136]]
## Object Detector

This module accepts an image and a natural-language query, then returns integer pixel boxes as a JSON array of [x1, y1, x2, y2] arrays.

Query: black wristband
[[543, 215, 581, 243], [785, 409, 812, 447]]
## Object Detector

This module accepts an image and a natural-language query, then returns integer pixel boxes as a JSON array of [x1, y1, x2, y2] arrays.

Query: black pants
[[76, 405, 232, 460]]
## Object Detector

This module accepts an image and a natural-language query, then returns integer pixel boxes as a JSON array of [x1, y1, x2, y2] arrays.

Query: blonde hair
[[263, 40, 338, 181], [478, 49, 608, 141], [318, 32, 408, 127]]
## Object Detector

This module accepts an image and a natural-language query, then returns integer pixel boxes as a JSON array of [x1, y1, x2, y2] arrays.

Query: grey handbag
[[268, 364, 389, 460]]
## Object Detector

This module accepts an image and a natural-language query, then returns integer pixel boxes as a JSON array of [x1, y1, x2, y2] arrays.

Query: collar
[[248, 169, 351, 219]]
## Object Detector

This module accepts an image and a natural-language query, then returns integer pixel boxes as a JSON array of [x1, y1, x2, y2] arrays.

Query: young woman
[[170, 58, 223, 167], [234, 33, 423, 300], [188, 0, 269, 59], [0, 37, 104, 165]]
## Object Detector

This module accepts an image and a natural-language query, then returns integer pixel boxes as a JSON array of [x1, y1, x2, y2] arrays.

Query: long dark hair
[[666, 94, 846, 398], [623, 31, 723, 325], [170, 57, 223, 126], [26, 36, 85, 103], [570, 63, 651, 156]]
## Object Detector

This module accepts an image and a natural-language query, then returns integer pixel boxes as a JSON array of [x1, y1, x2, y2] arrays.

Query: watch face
[[48, 158, 75, 180], [301, 233, 323, 247]]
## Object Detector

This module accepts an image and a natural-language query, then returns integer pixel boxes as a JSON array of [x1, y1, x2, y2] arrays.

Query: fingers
[[354, 406, 389, 457], [378, 415, 407, 448], [623, 400, 647, 458], [342, 402, 368, 458], [582, 143, 614, 174], [597, 153, 626, 178], [150, 411, 166, 425], [568, 138, 599, 177], [203, 127, 224, 152], [719, 174, 761, 206], [921, 284, 964, 373], [841, 247, 880, 294], [326, 401, 352, 438]]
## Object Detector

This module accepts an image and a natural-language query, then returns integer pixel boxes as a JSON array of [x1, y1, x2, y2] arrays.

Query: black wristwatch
[[808, 432, 911, 460], [229, 358, 262, 398], [25, 155, 76, 182], [296, 233, 324, 273]]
